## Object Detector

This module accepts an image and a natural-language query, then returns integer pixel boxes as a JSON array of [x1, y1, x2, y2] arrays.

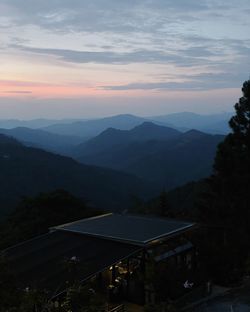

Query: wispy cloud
[[102, 72, 247, 91], [0, 79, 60, 87], [12, 44, 222, 67], [0, 0, 211, 33], [3, 90, 32, 94]]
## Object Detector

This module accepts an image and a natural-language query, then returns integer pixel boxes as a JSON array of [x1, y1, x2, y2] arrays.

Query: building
[[4, 213, 196, 305]]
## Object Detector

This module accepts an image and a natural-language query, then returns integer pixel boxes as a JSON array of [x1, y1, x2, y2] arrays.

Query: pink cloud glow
[[0, 80, 103, 98], [0, 79, 162, 99]]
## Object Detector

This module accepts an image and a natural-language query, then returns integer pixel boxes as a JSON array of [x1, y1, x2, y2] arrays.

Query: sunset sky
[[0, 0, 249, 118]]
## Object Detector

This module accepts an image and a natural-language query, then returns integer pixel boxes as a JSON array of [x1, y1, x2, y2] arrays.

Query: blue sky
[[0, 0, 249, 118]]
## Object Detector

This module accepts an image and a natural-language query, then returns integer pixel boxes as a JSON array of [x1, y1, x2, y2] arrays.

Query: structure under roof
[[54, 213, 195, 246], [4, 214, 196, 296], [6, 230, 141, 294]]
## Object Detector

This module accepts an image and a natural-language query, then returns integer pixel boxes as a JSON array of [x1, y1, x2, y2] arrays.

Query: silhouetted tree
[[211, 80, 250, 228], [214, 80, 250, 222], [158, 190, 172, 217], [0, 254, 22, 310], [198, 79, 250, 283], [0, 190, 101, 249]]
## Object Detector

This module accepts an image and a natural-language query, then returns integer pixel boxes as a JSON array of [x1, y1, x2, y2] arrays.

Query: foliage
[[0, 254, 22, 311], [130, 190, 173, 217], [0, 254, 51, 312], [0, 189, 101, 249], [157, 190, 172, 217], [0, 190, 103, 310], [60, 283, 106, 312], [213, 80, 250, 221], [245, 254, 250, 276], [0, 281, 105, 312], [144, 303, 177, 312], [198, 80, 250, 283], [0, 255, 105, 312], [130, 181, 211, 220], [18, 289, 51, 312]]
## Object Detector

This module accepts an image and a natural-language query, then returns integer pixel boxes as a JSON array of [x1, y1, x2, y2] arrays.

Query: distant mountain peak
[[131, 121, 181, 135], [182, 129, 208, 140], [100, 127, 123, 134], [185, 129, 205, 135], [111, 113, 139, 118], [133, 121, 158, 128]]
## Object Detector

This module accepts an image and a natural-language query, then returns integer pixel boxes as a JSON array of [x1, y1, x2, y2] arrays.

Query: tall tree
[[199, 80, 250, 283], [158, 190, 172, 217], [212, 79, 250, 227]]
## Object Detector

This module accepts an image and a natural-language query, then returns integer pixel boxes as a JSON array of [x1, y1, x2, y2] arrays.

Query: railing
[[108, 304, 125, 312]]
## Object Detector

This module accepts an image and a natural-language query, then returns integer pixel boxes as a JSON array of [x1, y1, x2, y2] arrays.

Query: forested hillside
[[0, 134, 156, 218]]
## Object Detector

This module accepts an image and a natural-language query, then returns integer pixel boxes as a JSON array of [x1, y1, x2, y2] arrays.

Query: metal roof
[[5, 230, 141, 295], [54, 213, 195, 246]]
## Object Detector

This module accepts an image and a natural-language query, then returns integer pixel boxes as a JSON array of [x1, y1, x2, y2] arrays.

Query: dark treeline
[[0, 189, 102, 250], [197, 79, 250, 283]]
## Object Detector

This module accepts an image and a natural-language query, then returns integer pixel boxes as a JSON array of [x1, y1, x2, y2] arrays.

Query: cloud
[[1, 0, 248, 35], [12, 44, 220, 67], [102, 72, 247, 91], [0, 0, 249, 97], [3, 90, 32, 94], [0, 79, 59, 87]]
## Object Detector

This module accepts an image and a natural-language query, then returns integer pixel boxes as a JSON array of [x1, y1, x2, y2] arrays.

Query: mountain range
[[0, 118, 82, 129], [73, 122, 181, 157], [151, 112, 232, 134], [0, 134, 156, 219], [0, 112, 230, 156], [0, 112, 229, 218], [42, 112, 232, 137], [42, 114, 148, 138], [0, 112, 232, 137], [0, 127, 83, 155], [76, 122, 224, 190]]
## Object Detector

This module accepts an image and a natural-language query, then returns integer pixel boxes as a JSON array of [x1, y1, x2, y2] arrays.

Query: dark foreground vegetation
[[0, 80, 249, 311], [0, 189, 102, 250], [134, 79, 250, 285]]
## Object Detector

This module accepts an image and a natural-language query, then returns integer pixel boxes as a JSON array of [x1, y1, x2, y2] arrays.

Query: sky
[[0, 0, 249, 119]]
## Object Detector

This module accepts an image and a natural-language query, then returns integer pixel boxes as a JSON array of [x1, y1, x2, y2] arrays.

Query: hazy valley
[[0, 112, 228, 219]]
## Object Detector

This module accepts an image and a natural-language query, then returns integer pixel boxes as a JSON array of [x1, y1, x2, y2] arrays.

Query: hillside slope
[[77, 124, 224, 190], [0, 127, 83, 155], [74, 122, 181, 157], [0, 134, 156, 218]]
